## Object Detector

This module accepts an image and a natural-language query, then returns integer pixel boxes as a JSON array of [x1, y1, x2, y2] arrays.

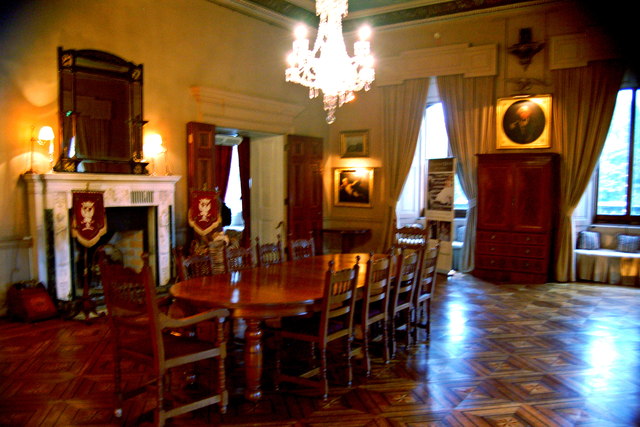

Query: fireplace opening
[[70, 206, 158, 300]]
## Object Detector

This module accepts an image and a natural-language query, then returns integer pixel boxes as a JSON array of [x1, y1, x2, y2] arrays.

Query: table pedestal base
[[243, 319, 263, 401]]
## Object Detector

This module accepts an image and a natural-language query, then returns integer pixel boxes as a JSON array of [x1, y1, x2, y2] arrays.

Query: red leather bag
[[7, 281, 58, 322]]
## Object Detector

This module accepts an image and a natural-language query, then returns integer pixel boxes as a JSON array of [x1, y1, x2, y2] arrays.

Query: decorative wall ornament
[[508, 28, 545, 70]]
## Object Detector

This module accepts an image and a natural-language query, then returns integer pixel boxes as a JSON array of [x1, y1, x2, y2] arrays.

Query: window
[[397, 100, 468, 224], [595, 88, 640, 223], [224, 145, 244, 230]]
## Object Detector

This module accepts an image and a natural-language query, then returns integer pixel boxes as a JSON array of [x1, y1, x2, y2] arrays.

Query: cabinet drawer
[[475, 254, 512, 270], [511, 257, 547, 273], [477, 230, 512, 244], [477, 242, 513, 256], [513, 245, 547, 259], [512, 233, 548, 246]]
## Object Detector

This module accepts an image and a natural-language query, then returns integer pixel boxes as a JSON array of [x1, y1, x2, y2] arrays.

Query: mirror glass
[[55, 47, 146, 174]]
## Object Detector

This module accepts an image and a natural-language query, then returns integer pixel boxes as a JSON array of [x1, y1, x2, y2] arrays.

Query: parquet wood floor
[[1, 273, 639, 426]]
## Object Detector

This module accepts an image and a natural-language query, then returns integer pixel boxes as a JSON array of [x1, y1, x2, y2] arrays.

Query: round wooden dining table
[[169, 253, 369, 402]]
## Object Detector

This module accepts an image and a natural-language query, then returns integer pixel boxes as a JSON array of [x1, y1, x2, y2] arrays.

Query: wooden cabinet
[[474, 153, 559, 283]]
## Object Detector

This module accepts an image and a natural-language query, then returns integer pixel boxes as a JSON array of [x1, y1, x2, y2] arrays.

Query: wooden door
[[476, 160, 512, 231], [511, 157, 555, 233], [287, 135, 323, 253], [186, 122, 216, 192]]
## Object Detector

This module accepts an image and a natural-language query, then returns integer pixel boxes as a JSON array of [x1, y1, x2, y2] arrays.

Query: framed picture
[[340, 130, 369, 158], [334, 168, 373, 207], [496, 94, 551, 149]]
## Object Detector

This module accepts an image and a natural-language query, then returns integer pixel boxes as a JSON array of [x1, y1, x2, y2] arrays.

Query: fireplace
[[23, 173, 180, 300]]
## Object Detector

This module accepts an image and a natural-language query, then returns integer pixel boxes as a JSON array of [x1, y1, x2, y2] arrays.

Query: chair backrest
[[417, 242, 440, 298], [394, 226, 428, 248], [224, 245, 255, 272], [361, 251, 393, 325], [180, 252, 217, 280], [390, 249, 420, 313], [99, 255, 163, 362], [256, 235, 284, 267], [288, 232, 316, 261], [319, 258, 360, 341]]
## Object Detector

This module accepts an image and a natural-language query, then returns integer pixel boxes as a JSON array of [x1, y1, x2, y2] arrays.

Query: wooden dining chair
[[394, 225, 429, 247], [224, 245, 255, 272], [177, 251, 217, 281], [100, 255, 229, 426], [413, 241, 440, 343], [274, 258, 360, 400], [288, 231, 316, 260], [388, 248, 420, 358], [256, 235, 284, 266], [354, 251, 393, 376]]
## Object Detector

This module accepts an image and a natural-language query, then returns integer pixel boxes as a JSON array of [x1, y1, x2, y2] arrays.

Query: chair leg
[[216, 320, 228, 414], [382, 320, 390, 363], [426, 301, 431, 336], [388, 317, 397, 359], [346, 335, 353, 387], [362, 327, 371, 376], [319, 346, 329, 400]]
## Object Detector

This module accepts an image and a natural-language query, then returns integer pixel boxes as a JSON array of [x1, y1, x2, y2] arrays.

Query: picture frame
[[340, 130, 369, 158], [496, 94, 551, 149], [334, 167, 373, 208]]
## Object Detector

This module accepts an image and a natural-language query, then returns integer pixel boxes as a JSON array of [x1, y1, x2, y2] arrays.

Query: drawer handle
[[490, 235, 496, 240], [490, 247, 496, 252], [525, 236, 531, 241], [525, 249, 530, 254]]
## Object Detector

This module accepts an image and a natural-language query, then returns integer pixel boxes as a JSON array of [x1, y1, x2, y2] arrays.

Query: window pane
[[597, 89, 632, 215], [424, 103, 449, 159], [633, 90, 640, 215]]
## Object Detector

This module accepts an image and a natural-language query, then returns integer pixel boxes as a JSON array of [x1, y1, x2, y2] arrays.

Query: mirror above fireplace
[[55, 47, 148, 174]]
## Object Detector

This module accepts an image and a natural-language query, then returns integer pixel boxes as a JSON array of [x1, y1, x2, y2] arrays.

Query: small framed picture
[[496, 94, 551, 149], [334, 167, 373, 207], [340, 130, 369, 158]]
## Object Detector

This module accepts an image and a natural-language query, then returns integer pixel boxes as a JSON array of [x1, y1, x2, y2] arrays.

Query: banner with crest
[[188, 190, 221, 236], [71, 190, 107, 248]]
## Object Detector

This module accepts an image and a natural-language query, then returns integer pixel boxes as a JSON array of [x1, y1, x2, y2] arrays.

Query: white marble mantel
[[23, 172, 181, 300]]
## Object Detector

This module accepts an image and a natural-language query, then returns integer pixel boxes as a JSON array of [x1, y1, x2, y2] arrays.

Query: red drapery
[[238, 137, 251, 247], [215, 145, 233, 198]]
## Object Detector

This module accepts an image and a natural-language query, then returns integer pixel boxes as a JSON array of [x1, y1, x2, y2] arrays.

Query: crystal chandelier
[[285, 0, 375, 124]]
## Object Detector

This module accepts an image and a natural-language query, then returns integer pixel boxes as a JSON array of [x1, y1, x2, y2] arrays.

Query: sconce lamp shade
[[37, 126, 55, 143], [143, 133, 166, 159]]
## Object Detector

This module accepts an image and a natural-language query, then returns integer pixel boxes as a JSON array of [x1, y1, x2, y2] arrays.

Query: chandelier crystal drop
[[285, 0, 375, 124]]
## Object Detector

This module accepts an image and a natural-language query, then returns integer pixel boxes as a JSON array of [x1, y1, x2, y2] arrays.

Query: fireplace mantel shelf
[[23, 172, 181, 300]]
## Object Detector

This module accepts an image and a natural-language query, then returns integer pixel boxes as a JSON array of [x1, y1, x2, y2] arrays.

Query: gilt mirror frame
[[55, 47, 148, 174]]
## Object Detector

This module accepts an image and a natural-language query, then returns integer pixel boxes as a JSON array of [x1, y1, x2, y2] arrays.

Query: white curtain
[[552, 60, 625, 281], [437, 74, 496, 272], [380, 79, 431, 251]]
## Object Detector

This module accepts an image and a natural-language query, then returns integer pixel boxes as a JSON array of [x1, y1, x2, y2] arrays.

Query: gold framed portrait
[[496, 94, 551, 149], [340, 130, 369, 158], [334, 167, 373, 208]]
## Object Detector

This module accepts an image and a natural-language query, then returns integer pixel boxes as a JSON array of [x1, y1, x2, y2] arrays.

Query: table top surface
[[169, 253, 372, 316]]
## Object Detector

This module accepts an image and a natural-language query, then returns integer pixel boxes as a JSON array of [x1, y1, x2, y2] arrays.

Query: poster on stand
[[425, 157, 456, 274]]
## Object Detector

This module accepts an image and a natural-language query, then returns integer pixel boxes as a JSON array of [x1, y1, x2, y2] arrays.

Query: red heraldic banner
[[71, 191, 107, 248], [188, 190, 221, 236]]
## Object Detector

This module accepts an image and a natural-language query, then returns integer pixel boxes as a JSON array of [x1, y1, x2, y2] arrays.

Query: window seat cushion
[[575, 248, 640, 286]]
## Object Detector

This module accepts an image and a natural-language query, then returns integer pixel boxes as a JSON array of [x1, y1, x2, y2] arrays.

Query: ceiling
[[208, 0, 555, 32]]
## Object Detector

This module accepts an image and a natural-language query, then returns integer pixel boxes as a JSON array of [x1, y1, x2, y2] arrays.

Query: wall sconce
[[143, 133, 168, 175], [27, 126, 55, 174], [508, 28, 545, 70]]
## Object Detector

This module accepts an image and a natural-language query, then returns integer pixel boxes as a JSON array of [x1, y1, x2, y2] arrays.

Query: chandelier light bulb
[[285, 0, 375, 124], [358, 25, 371, 41]]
